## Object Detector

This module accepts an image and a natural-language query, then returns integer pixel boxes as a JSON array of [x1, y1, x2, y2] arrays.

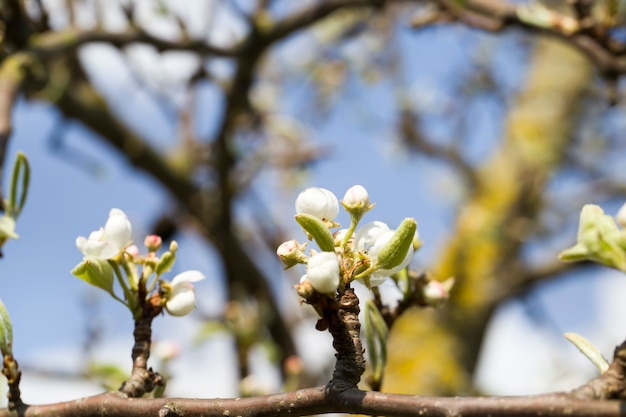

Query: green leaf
[[560, 205, 626, 271], [0, 299, 12, 354], [8, 152, 30, 220], [71, 258, 115, 297], [295, 213, 335, 252], [558, 243, 590, 262], [364, 300, 389, 385], [564, 332, 609, 374], [376, 218, 416, 270]]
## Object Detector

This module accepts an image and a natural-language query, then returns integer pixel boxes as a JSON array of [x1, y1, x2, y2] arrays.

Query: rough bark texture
[[386, 37, 594, 395]]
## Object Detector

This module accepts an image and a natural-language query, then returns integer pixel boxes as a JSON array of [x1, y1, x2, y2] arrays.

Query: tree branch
[[2, 388, 626, 417], [28, 28, 240, 60]]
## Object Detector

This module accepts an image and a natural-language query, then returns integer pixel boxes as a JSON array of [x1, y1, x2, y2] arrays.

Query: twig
[[118, 294, 163, 398]]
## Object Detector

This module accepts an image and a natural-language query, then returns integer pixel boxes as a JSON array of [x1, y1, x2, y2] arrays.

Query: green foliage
[[295, 213, 336, 252], [559, 204, 626, 271], [0, 299, 13, 355], [71, 259, 115, 298], [564, 332, 610, 374]]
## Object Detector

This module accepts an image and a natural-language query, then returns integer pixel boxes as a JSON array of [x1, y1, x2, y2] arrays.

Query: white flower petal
[[353, 221, 390, 253], [170, 270, 205, 287], [165, 286, 197, 316], [76, 236, 88, 253], [103, 208, 132, 250], [342, 185, 369, 208], [295, 187, 339, 221], [83, 239, 108, 258], [306, 252, 340, 293]]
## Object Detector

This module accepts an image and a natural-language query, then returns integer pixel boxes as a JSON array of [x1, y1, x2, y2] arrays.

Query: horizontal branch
[[1, 387, 626, 417], [429, 0, 626, 76], [28, 28, 240, 60]]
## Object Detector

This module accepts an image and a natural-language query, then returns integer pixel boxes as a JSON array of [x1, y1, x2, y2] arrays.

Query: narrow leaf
[[364, 300, 389, 383], [8, 152, 30, 219], [0, 299, 11, 354], [295, 213, 335, 252], [564, 332, 609, 374]]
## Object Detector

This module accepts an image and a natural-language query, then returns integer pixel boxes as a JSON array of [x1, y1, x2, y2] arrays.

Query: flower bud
[[276, 239, 307, 269], [156, 250, 175, 276], [295, 276, 315, 299], [422, 278, 454, 307], [125, 245, 140, 258], [374, 218, 416, 272], [163, 270, 205, 316], [145, 234, 163, 252], [341, 185, 374, 218], [355, 219, 416, 286], [306, 251, 340, 294], [295, 187, 339, 222]]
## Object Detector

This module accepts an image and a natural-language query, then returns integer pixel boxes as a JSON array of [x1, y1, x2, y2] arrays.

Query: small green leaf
[[0, 299, 12, 354], [376, 218, 416, 270], [558, 243, 589, 262], [8, 152, 30, 220], [72, 258, 115, 297], [295, 213, 335, 252], [564, 332, 609, 374], [364, 300, 389, 385]]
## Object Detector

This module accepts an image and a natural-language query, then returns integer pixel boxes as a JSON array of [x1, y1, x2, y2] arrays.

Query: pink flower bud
[[276, 239, 306, 268], [145, 234, 163, 252], [422, 278, 454, 307]]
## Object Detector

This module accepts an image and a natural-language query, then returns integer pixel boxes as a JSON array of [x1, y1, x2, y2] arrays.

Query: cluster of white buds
[[278, 185, 422, 296]]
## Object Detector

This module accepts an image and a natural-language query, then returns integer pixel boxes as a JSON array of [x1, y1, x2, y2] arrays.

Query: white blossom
[[76, 208, 132, 260], [342, 184, 370, 209], [305, 251, 340, 293], [164, 270, 206, 317]]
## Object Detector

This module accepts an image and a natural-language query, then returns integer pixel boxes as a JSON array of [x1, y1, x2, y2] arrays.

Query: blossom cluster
[[74, 209, 205, 317], [277, 185, 420, 296]]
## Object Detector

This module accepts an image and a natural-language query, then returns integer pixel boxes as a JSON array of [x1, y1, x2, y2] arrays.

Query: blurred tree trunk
[[384, 37, 593, 395]]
